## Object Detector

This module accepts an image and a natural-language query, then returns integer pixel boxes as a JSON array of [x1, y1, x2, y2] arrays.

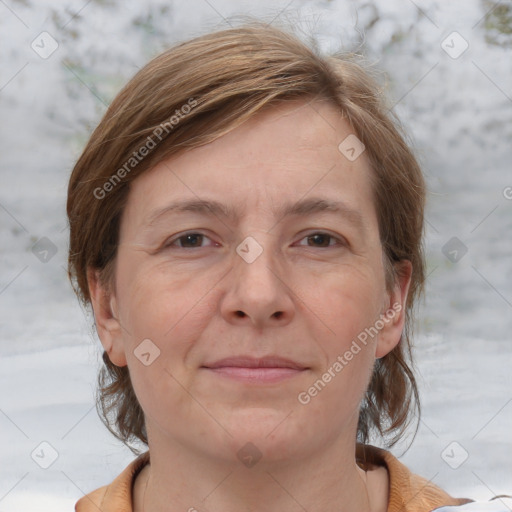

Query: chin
[[216, 409, 310, 464]]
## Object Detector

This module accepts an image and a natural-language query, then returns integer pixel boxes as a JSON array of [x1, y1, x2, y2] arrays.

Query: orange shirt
[[75, 444, 473, 512]]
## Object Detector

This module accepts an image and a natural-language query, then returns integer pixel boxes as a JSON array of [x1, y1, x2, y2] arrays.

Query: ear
[[375, 260, 413, 359], [87, 267, 127, 367]]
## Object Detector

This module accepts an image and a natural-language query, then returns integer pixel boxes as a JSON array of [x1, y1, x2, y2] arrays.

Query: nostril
[[273, 311, 283, 319], [235, 310, 246, 318]]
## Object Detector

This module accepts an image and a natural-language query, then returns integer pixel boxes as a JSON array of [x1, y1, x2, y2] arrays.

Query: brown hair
[[67, 21, 425, 454]]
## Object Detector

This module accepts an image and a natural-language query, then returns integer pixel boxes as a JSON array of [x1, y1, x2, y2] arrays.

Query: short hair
[[67, 21, 425, 454]]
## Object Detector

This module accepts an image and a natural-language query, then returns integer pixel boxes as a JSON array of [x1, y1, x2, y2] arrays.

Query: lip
[[204, 356, 307, 370], [202, 356, 309, 383]]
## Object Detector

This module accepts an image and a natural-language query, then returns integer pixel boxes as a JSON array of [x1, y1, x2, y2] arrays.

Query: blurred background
[[1, 0, 511, 509]]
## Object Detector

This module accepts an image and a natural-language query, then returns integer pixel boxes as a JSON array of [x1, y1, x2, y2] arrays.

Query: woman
[[67, 22, 501, 512]]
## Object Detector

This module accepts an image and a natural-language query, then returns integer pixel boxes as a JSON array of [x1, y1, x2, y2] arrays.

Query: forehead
[[122, 99, 378, 233]]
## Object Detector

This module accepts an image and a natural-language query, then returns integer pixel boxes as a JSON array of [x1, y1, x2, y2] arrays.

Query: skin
[[88, 98, 412, 512]]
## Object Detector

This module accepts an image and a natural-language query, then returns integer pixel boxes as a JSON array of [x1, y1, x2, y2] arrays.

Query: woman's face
[[91, 99, 411, 465]]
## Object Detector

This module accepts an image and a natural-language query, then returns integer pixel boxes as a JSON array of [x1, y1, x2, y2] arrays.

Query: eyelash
[[164, 231, 346, 250]]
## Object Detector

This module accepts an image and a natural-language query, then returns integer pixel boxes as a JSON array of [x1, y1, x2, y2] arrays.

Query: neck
[[135, 432, 385, 512]]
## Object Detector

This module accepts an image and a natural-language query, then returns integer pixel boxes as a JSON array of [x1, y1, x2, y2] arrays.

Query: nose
[[219, 237, 295, 329]]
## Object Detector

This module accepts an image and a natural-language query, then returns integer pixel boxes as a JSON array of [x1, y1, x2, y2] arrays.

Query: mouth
[[201, 356, 309, 383]]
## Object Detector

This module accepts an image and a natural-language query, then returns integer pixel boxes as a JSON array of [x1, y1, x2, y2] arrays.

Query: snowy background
[[1, 0, 511, 509]]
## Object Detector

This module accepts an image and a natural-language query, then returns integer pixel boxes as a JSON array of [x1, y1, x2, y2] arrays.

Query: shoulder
[[356, 444, 473, 512], [75, 451, 150, 512]]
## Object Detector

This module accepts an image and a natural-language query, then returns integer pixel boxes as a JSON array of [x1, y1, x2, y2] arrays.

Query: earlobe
[[87, 267, 127, 367], [375, 260, 413, 359]]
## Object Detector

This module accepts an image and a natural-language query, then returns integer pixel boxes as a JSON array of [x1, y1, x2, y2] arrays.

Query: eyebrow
[[145, 197, 366, 231]]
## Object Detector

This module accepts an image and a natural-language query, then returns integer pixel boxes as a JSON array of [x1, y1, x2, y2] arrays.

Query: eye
[[163, 231, 344, 250], [296, 232, 345, 248], [165, 232, 215, 249]]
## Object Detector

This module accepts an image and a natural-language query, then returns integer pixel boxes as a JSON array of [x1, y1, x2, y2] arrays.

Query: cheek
[[116, 263, 220, 388], [303, 264, 383, 346], [118, 270, 218, 427], [298, 278, 378, 422], [116, 254, 215, 337], [300, 265, 382, 397]]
